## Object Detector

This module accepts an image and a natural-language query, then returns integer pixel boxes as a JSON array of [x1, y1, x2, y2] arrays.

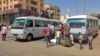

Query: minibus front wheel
[[26, 34, 33, 41]]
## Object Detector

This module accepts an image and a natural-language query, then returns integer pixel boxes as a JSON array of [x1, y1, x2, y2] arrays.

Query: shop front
[[0, 8, 36, 25]]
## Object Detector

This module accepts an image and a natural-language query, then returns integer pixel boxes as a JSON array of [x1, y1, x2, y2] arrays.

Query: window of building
[[5, 0, 8, 4], [14, 0, 17, 1], [10, 6, 12, 9], [4, 7, 5, 10], [14, 4, 22, 8], [26, 0, 29, 3], [0, 2, 2, 5], [34, 8, 37, 11], [31, 7, 37, 11], [6, 7, 8, 9], [19, 0, 22, 1], [31, 1, 37, 5], [40, 4, 43, 7], [3, 0, 5, 4], [5, 0, 8, 5], [58, 10, 60, 12], [31, 7, 34, 10], [0, 8, 1, 11]]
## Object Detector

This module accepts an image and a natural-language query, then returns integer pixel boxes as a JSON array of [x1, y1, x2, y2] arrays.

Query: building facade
[[0, 0, 44, 25], [44, 4, 60, 20], [60, 9, 71, 24]]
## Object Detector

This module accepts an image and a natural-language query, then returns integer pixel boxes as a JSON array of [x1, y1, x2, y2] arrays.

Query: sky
[[44, 0, 100, 16]]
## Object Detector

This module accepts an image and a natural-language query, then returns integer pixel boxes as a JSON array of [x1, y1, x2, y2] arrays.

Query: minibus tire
[[27, 34, 33, 41]]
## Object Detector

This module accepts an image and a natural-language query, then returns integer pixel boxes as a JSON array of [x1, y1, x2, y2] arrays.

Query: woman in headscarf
[[64, 25, 71, 47]]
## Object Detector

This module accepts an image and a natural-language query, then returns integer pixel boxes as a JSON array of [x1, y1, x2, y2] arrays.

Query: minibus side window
[[35, 20, 42, 27], [26, 20, 33, 27]]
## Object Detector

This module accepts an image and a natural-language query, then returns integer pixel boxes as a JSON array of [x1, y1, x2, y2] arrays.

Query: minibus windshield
[[12, 19, 25, 29], [67, 18, 85, 28]]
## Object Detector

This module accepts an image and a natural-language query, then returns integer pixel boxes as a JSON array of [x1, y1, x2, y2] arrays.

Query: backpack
[[65, 30, 70, 36]]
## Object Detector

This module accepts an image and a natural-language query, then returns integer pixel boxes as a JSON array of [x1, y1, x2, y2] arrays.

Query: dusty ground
[[0, 30, 100, 56]]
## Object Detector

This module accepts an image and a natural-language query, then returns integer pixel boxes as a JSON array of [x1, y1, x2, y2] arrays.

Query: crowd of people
[[43, 23, 93, 50], [40, 8, 54, 19], [0, 23, 93, 50]]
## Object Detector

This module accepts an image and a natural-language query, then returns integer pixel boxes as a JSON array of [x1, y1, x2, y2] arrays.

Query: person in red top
[[43, 24, 51, 47], [59, 24, 64, 40]]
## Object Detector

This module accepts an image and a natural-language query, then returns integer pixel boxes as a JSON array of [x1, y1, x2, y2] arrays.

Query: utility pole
[[75, 1, 78, 15], [83, 0, 86, 15], [73, 0, 78, 15], [76, 2, 78, 15]]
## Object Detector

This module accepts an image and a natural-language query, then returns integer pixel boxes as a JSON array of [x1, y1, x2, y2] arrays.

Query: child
[[78, 32, 83, 49], [55, 29, 61, 45], [88, 33, 93, 49]]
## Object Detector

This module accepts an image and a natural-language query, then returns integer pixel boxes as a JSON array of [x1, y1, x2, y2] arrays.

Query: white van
[[67, 15, 99, 41], [11, 16, 61, 41]]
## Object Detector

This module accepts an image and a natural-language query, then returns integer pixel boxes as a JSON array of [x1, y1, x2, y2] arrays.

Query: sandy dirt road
[[0, 30, 100, 56]]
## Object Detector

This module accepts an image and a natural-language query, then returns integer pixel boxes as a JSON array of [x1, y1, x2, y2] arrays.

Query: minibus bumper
[[11, 34, 26, 40]]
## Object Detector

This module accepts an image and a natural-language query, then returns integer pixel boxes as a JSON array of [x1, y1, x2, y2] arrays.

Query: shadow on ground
[[15, 37, 44, 42]]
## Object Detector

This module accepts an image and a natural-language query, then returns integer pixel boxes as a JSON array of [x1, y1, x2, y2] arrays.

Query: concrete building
[[60, 16, 66, 24], [44, 4, 60, 20], [60, 9, 70, 24], [87, 12, 100, 19], [0, 0, 44, 25]]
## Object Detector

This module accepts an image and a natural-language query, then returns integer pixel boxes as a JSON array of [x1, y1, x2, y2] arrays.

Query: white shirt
[[70, 34, 73, 41], [88, 36, 93, 41], [1, 26, 7, 34], [50, 25, 54, 33]]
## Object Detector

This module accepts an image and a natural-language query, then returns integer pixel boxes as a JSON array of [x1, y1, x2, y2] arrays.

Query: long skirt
[[64, 36, 71, 47]]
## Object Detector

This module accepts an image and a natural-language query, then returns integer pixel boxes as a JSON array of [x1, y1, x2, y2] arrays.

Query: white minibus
[[11, 16, 61, 41], [67, 15, 99, 41]]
